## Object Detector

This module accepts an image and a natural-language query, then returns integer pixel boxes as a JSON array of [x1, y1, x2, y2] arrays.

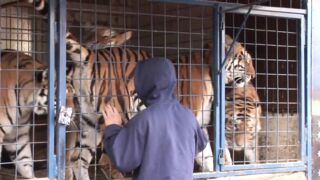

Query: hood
[[134, 57, 177, 106]]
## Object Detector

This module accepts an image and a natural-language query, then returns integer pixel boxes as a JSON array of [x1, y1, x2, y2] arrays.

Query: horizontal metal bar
[[193, 167, 306, 179], [228, 7, 305, 19], [151, 0, 307, 18], [222, 161, 305, 171], [222, 0, 270, 13]]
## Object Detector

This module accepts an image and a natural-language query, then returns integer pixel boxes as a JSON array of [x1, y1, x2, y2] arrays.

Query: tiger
[[0, 50, 49, 178], [176, 51, 214, 172], [187, 35, 257, 169], [224, 81, 261, 165]]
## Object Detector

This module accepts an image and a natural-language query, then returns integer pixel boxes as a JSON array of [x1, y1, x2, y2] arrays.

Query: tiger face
[[204, 35, 255, 87], [224, 35, 256, 87], [225, 49, 255, 88]]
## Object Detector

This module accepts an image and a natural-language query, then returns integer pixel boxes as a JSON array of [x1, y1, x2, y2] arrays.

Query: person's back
[[103, 57, 208, 180]]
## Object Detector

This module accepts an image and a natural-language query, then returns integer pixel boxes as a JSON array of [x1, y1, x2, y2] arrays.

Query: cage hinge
[[218, 149, 225, 165]]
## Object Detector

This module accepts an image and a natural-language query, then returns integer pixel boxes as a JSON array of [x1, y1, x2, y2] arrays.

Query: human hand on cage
[[102, 104, 122, 127]]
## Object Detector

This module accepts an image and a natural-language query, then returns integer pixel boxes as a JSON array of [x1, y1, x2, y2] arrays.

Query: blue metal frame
[[47, 0, 57, 179], [151, 0, 311, 179], [56, 0, 67, 179], [47, 0, 311, 179], [220, 6, 309, 174], [305, 0, 312, 179]]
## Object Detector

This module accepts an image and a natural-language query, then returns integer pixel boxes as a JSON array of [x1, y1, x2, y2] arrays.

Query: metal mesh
[[65, 0, 302, 179], [0, 0, 305, 179], [225, 13, 300, 164], [0, 2, 48, 179]]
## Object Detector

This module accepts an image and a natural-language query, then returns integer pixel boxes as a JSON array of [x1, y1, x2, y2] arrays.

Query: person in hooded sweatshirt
[[102, 57, 208, 180]]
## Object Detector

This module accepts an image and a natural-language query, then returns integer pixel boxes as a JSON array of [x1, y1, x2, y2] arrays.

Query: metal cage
[[0, 0, 313, 179]]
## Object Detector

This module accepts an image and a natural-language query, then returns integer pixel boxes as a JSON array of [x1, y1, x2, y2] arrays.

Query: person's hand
[[102, 104, 122, 127]]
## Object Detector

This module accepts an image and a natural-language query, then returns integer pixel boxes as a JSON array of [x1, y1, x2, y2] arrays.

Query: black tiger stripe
[[20, 79, 34, 88], [76, 145, 95, 156], [17, 143, 28, 157], [97, 76, 107, 112], [0, 126, 6, 134], [81, 115, 96, 129], [17, 132, 29, 141], [84, 49, 91, 65], [90, 62, 96, 103], [97, 57, 113, 112], [80, 157, 90, 164], [74, 48, 81, 55], [14, 84, 22, 117], [5, 106, 14, 125], [17, 61, 33, 69], [17, 156, 32, 161], [5, 132, 28, 143]]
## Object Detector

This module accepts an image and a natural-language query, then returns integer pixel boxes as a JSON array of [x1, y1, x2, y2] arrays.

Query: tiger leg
[[99, 153, 125, 179], [194, 128, 214, 172], [224, 141, 233, 165], [71, 122, 102, 180], [244, 147, 258, 164], [4, 125, 33, 178], [65, 121, 79, 180], [194, 101, 214, 172], [243, 134, 259, 164]]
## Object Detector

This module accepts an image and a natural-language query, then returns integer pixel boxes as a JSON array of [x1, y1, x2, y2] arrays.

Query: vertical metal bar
[[299, 17, 306, 165], [305, 0, 312, 178], [47, 0, 56, 179], [212, 4, 224, 172], [56, 0, 67, 179]]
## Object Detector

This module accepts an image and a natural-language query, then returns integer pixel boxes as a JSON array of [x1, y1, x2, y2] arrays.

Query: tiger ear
[[111, 31, 132, 46], [84, 31, 132, 49], [225, 34, 234, 51]]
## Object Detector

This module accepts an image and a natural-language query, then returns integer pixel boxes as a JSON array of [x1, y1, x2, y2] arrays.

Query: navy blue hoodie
[[104, 57, 208, 180]]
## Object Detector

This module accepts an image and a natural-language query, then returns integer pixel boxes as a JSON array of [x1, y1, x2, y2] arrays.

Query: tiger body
[[0, 51, 48, 178], [176, 52, 214, 172], [225, 81, 261, 164], [65, 32, 150, 179]]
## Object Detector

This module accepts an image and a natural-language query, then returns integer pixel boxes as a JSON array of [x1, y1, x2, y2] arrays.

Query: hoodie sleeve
[[195, 122, 208, 154], [104, 115, 147, 172]]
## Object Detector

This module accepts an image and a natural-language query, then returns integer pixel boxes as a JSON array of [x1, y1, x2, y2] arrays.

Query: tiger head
[[204, 35, 255, 87], [83, 27, 133, 49], [0, 51, 50, 116], [33, 69, 50, 115], [224, 35, 255, 87]]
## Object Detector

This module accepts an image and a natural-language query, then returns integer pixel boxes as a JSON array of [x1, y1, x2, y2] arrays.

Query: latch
[[57, 106, 73, 125]]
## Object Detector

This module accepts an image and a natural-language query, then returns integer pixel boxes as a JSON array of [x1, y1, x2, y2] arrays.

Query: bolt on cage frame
[[45, 0, 311, 179]]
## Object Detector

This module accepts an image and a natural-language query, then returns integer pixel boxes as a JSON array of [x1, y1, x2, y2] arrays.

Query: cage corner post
[[212, 3, 225, 173], [47, 0, 57, 179], [56, 0, 67, 179]]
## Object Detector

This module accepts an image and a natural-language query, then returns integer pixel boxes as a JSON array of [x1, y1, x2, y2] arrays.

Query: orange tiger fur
[[0, 50, 48, 178], [225, 81, 261, 164]]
